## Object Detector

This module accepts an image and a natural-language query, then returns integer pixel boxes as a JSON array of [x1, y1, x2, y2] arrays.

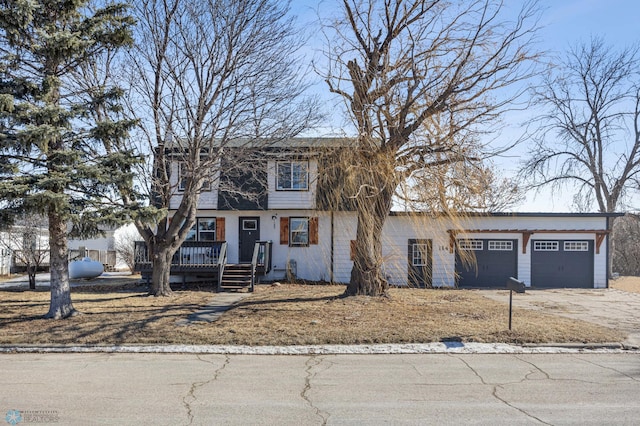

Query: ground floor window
[[412, 243, 430, 266], [280, 216, 318, 246], [289, 217, 309, 247], [186, 217, 216, 241]]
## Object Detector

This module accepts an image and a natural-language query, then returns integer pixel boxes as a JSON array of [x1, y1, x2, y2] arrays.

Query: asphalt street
[[1, 352, 639, 425]]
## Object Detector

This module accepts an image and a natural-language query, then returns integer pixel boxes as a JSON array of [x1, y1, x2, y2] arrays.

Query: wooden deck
[[134, 240, 272, 290], [134, 241, 227, 275]]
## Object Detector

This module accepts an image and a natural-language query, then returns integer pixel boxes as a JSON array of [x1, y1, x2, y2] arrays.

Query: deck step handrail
[[250, 242, 261, 291], [253, 240, 272, 274], [217, 243, 228, 291]]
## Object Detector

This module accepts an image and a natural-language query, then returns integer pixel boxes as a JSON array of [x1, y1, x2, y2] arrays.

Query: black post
[[509, 289, 513, 330], [506, 277, 525, 331]]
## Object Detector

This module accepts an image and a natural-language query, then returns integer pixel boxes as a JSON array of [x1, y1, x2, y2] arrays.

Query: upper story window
[[178, 163, 211, 192], [277, 161, 308, 191]]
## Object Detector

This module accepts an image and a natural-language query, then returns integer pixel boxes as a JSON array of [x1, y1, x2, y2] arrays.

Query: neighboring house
[[68, 225, 117, 271], [135, 138, 618, 290], [0, 225, 50, 273], [0, 247, 11, 275], [0, 223, 118, 274]]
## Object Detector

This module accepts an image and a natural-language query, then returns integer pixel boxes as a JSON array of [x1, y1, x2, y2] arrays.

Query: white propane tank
[[69, 257, 104, 279]]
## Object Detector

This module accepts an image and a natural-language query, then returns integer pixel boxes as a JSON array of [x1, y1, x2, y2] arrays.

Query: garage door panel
[[455, 239, 517, 288], [531, 240, 593, 288]]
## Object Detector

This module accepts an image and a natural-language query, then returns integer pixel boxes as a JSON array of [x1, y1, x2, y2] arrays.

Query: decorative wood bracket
[[447, 229, 610, 255], [447, 230, 458, 253], [595, 232, 606, 254], [522, 231, 532, 254]]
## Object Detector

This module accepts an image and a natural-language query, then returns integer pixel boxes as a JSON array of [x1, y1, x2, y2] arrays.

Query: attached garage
[[531, 240, 594, 288], [455, 239, 517, 288]]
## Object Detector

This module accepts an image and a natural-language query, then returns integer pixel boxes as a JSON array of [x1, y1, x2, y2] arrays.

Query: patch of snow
[[0, 342, 635, 355]]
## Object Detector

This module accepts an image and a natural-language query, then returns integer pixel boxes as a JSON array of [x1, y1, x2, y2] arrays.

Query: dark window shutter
[[309, 217, 318, 245], [216, 217, 225, 241], [280, 217, 289, 245]]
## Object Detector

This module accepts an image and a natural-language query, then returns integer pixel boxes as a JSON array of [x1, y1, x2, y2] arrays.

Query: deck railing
[[134, 240, 227, 271]]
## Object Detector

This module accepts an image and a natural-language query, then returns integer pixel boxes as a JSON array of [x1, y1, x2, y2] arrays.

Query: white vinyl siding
[[268, 160, 317, 209], [169, 161, 219, 210]]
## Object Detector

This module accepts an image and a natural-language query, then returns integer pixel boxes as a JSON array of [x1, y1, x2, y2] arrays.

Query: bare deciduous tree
[[0, 216, 49, 290], [114, 225, 140, 274], [521, 38, 640, 213], [613, 214, 640, 276], [321, 0, 540, 296], [399, 161, 523, 213], [126, 0, 318, 295]]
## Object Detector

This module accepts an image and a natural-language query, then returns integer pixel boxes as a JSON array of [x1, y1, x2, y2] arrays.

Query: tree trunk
[[345, 210, 390, 296], [45, 210, 77, 319], [344, 159, 395, 297], [27, 265, 36, 290], [149, 243, 174, 296]]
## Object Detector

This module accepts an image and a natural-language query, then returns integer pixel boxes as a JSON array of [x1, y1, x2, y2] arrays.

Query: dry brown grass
[[0, 277, 625, 346], [610, 276, 640, 294]]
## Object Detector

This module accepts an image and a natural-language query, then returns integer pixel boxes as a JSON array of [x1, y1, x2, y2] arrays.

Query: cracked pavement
[[1, 353, 638, 424]]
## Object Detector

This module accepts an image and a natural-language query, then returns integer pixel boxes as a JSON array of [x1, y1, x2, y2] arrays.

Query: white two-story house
[[136, 138, 618, 290]]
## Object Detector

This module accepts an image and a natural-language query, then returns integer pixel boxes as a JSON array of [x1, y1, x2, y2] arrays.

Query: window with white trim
[[289, 217, 309, 246], [489, 240, 513, 251], [198, 218, 216, 241], [185, 218, 216, 241], [178, 163, 211, 192], [242, 219, 257, 231], [564, 241, 589, 251], [458, 240, 483, 250], [277, 161, 308, 190], [412, 244, 430, 266], [534, 241, 559, 251]]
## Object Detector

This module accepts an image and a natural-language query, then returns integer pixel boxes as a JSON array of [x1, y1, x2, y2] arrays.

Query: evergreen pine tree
[[0, 0, 138, 318]]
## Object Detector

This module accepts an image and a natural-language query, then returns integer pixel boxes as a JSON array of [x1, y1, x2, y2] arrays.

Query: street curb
[[1, 342, 638, 355]]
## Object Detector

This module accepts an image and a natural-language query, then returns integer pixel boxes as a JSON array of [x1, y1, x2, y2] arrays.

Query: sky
[[289, 0, 640, 213]]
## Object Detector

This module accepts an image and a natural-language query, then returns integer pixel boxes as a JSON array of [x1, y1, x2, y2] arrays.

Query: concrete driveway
[[481, 288, 640, 347]]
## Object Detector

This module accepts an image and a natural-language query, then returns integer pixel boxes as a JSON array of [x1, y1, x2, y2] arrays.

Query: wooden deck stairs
[[218, 263, 255, 292]]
